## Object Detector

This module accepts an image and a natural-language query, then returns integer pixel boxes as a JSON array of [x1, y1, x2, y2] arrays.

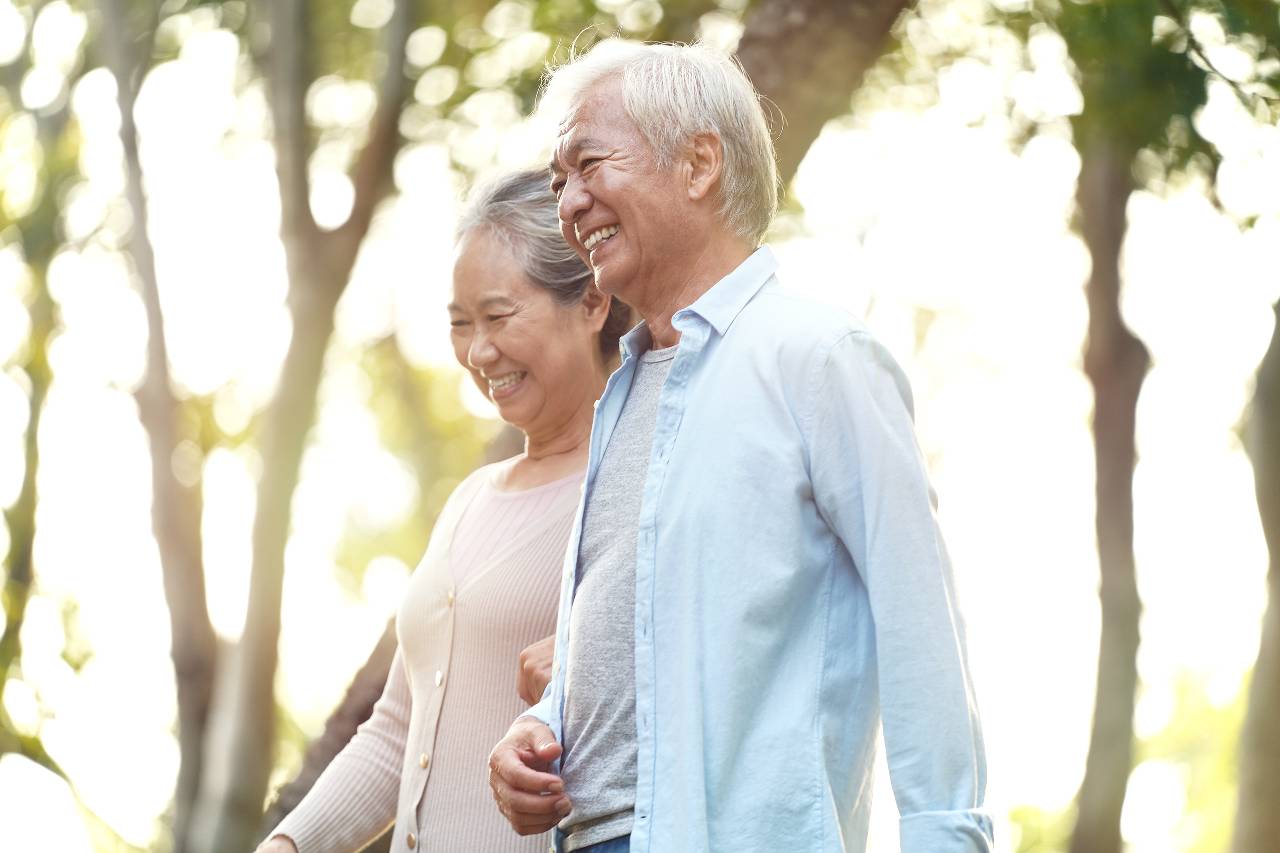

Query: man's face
[[550, 78, 689, 305]]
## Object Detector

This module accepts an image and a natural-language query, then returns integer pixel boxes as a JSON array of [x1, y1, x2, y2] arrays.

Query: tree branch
[[98, 3, 219, 850], [736, 0, 913, 185], [263, 0, 317, 244], [1158, 0, 1277, 109], [335, 0, 414, 264]]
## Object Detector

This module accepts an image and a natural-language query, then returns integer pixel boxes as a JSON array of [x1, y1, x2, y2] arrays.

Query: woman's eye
[[450, 319, 471, 328], [487, 313, 511, 323]]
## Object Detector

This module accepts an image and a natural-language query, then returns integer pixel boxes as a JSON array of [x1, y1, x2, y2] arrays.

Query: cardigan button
[[407, 832, 417, 848], [434, 669, 444, 687], [447, 588, 455, 607], [419, 752, 429, 769]]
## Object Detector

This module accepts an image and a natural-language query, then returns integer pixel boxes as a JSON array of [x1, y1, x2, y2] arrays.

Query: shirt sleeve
[[267, 646, 411, 852], [804, 329, 993, 852]]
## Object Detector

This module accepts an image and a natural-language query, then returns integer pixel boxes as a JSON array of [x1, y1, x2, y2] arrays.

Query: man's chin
[[590, 264, 629, 298]]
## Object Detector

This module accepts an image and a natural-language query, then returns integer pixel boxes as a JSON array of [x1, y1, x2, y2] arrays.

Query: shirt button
[[435, 669, 444, 687], [407, 832, 417, 848], [419, 752, 429, 769]]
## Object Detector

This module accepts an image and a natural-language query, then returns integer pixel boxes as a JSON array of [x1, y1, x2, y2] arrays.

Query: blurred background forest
[[1, 0, 1279, 850]]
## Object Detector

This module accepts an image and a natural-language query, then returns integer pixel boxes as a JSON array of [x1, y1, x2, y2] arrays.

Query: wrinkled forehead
[[550, 79, 625, 166]]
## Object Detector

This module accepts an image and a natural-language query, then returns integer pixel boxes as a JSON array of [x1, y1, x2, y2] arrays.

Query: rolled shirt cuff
[[900, 808, 994, 852]]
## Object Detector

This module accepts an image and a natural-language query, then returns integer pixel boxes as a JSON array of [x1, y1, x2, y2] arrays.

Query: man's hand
[[517, 635, 555, 705], [489, 716, 571, 835]]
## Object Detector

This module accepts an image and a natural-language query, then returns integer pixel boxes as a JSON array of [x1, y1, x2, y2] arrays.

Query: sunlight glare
[[0, 755, 93, 853], [0, 1, 25, 66], [1120, 760, 1188, 851], [202, 447, 257, 639], [30, 1, 86, 73]]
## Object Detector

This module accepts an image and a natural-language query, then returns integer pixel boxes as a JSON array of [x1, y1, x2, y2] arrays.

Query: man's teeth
[[582, 225, 619, 251], [488, 372, 526, 392]]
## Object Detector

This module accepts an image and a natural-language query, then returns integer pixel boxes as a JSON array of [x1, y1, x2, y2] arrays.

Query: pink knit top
[[270, 461, 584, 852]]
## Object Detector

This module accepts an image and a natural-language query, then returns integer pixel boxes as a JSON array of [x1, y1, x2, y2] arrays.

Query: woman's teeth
[[489, 372, 526, 393], [583, 225, 618, 251]]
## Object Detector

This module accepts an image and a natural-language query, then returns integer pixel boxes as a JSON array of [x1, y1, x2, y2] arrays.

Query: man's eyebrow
[[549, 137, 601, 174]]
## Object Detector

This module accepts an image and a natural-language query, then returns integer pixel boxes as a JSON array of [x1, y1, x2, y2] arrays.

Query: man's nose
[[557, 175, 590, 234]]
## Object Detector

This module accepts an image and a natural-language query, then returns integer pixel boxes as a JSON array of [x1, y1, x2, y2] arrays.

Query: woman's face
[[448, 228, 607, 436]]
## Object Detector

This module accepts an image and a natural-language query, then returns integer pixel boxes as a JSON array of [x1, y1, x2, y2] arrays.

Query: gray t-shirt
[[559, 343, 676, 851]]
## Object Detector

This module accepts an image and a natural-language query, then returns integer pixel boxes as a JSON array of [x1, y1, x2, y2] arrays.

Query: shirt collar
[[675, 245, 778, 337], [617, 245, 779, 361], [619, 320, 652, 362]]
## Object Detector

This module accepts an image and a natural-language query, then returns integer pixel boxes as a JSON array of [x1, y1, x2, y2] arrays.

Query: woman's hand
[[516, 634, 555, 705], [256, 836, 299, 853]]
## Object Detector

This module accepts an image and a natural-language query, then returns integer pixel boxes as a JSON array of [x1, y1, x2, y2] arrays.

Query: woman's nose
[[468, 330, 498, 369]]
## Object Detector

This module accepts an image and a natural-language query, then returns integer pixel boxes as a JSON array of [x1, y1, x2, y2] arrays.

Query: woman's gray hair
[[456, 169, 630, 358], [539, 39, 779, 245]]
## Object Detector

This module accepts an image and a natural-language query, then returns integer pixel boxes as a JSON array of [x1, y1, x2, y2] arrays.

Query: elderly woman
[[258, 169, 629, 853]]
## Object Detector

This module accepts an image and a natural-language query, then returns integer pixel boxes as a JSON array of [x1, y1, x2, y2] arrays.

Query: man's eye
[[581, 157, 600, 169], [487, 313, 511, 323], [551, 179, 565, 197]]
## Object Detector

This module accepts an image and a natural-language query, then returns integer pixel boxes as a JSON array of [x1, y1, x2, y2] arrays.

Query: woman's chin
[[491, 388, 533, 428]]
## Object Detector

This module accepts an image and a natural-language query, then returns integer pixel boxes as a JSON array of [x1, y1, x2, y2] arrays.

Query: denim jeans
[[577, 835, 631, 853]]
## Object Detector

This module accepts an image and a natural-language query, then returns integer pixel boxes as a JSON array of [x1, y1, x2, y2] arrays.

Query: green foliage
[[331, 339, 498, 595], [1011, 802, 1075, 853], [1008, 675, 1251, 853], [1060, 0, 1210, 161], [1135, 675, 1248, 852], [999, 0, 1280, 182]]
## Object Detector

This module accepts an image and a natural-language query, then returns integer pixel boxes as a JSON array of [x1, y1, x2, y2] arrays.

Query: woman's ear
[[686, 132, 724, 203], [580, 285, 610, 333]]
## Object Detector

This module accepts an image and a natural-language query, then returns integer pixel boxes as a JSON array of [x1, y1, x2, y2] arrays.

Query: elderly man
[[489, 40, 992, 853]]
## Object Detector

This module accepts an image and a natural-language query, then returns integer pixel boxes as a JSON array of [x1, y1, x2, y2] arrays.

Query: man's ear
[[686, 132, 724, 203], [581, 285, 610, 333]]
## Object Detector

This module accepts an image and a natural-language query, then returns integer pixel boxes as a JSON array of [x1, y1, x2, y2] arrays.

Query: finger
[[501, 788, 572, 817], [495, 752, 563, 794], [532, 738, 562, 762]]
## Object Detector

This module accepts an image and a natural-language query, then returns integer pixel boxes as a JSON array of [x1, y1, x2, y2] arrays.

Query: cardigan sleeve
[[266, 647, 412, 852]]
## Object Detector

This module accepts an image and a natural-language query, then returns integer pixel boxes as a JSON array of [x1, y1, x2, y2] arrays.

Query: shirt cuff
[[900, 808, 994, 852], [521, 694, 554, 727]]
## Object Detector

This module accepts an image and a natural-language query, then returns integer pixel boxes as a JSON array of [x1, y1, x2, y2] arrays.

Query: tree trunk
[[1233, 301, 1280, 852], [736, 0, 913, 184], [187, 0, 413, 847], [260, 0, 917, 825], [194, 272, 345, 853], [1070, 134, 1149, 853], [98, 5, 218, 848]]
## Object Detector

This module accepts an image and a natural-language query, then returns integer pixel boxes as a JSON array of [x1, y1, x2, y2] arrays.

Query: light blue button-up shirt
[[527, 247, 992, 852]]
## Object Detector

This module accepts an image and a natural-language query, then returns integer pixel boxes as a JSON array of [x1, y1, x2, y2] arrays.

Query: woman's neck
[[497, 393, 596, 491]]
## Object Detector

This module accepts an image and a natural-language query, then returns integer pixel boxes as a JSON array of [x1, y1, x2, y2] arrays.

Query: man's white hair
[[540, 39, 779, 245]]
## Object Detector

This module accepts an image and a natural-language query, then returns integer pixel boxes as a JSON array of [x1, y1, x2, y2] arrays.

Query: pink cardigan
[[270, 463, 582, 851]]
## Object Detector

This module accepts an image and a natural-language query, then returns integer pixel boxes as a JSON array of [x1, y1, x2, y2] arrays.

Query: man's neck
[[637, 236, 754, 349]]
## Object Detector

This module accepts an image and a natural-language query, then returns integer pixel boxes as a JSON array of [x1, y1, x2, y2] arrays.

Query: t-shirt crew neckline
[[640, 342, 679, 363]]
